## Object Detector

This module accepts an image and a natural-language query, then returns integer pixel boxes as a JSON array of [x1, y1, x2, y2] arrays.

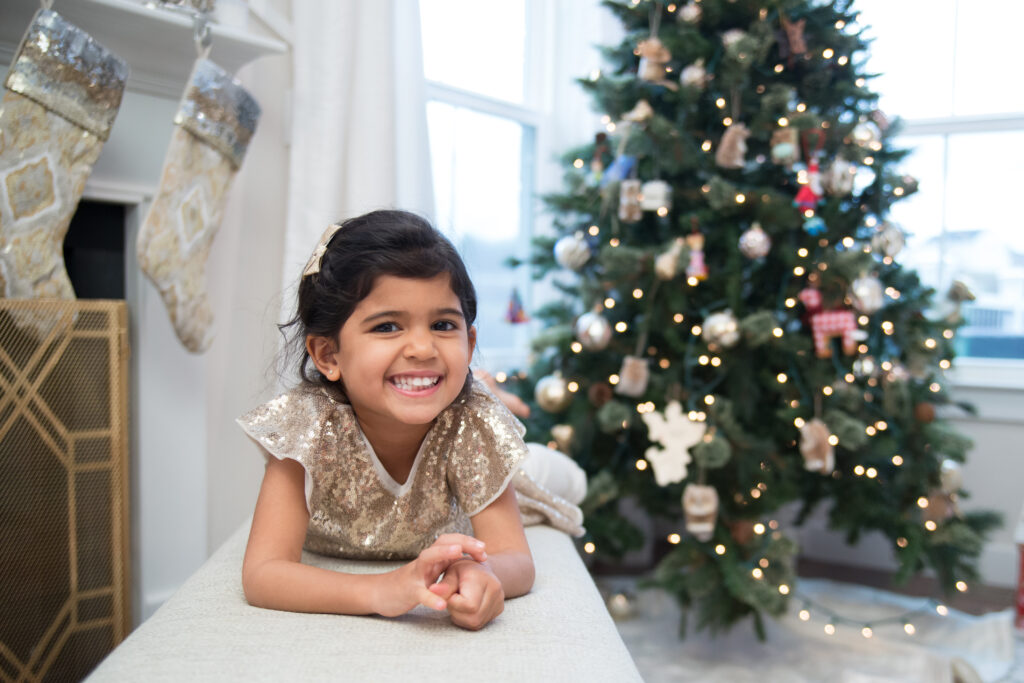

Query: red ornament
[[793, 157, 822, 210], [799, 287, 858, 358]]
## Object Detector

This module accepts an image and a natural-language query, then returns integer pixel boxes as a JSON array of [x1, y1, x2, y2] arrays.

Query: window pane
[[888, 135, 946, 287], [858, 0, 956, 119], [942, 131, 1024, 358], [419, 0, 526, 104], [953, 1, 1024, 116], [426, 102, 533, 366]]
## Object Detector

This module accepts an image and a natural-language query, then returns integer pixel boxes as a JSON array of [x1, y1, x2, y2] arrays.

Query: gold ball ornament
[[702, 310, 741, 348], [574, 311, 613, 351], [851, 120, 882, 149], [914, 402, 936, 423], [535, 373, 574, 413], [550, 424, 576, 454]]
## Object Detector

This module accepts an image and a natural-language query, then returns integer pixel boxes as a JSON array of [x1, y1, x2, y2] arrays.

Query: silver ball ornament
[[574, 312, 613, 351], [535, 373, 574, 413], [702, 310, 741, 348], [871, 222, 905, 258], [940, 459, 964, 494], [738, 223, 771, 259], [850, 274, 885, 314], [852, 355, 876, 378], [554, 233, 591, 271], [852, 120, 882, 149]]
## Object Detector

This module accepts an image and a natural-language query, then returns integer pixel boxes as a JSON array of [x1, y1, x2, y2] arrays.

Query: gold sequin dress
[[238, 380, 583, 560]]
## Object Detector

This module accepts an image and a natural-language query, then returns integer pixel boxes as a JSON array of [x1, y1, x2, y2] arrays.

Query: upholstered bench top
[[88, 523, 641, 682]]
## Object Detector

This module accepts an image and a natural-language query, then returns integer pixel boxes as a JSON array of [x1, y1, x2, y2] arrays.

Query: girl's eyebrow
[[360, 307, 465, 324]]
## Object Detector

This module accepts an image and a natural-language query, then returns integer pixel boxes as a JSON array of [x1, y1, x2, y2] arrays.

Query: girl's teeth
[[393, 376, 439, 390]]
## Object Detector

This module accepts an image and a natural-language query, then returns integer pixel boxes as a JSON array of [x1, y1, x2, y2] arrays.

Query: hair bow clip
[[302, 223, 343, 277]]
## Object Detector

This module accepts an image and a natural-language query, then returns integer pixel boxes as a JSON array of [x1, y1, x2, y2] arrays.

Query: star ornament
[[641, 401, 707, 486]]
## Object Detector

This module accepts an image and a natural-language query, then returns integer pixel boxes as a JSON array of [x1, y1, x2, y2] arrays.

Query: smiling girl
[[238, 210, 572, 630]]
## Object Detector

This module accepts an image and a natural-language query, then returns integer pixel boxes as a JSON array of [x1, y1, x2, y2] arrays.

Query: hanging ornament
[[871, 221, 905, 258], [799, 418, 835, 474], [685, 231, 708, 280], [622, 99, 654, 123], [618, 179, 643, 222], [554, 232, 591, 271], [939, 459, 963, 494], [922, 491, 957, 524], [803, 215, 826, 236], [680, 59, 709, 89], [505, 288, 530, 323], [655, 237, 686, 280], [914, 402, 936, 424], [850, 274, 885, 314], [935, 280, 976, 323], [852, 355, 877, 378], [900, 174, 920, 195], [636, 7, 677, 92], [886, 362, 910, 384], [739, 222, 772, 259], [682, 484, 719, 542], [550, 424, 576, 454], [640, 179, 672, 212], [615, 356, 649, 397], [588, 382, 614, 408], [851, 119, 882, 150], [778, 13, 807, 62], [574, 311, 613, 351], [641, 401, 706, 486], [793, 130, 825, 211], [0, 9, 128, 322], [601, 154, 637, 186], [535, 373, 574, 413], [702, 310, 741, 348], [822, 157, 857, 196], [771, 128, 799, 165], [678, 2, 702, 23], [720, 29, 747, 51], [799, 287, 859, 358], [715, 123, 750, 169], [597, 400, 633, 433]]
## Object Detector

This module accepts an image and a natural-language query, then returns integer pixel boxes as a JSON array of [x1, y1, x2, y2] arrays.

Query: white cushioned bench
[[87, 523, 642, 682]]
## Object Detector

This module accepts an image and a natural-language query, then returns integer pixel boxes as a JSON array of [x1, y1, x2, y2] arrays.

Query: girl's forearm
[[243, 558, 382, 615], [483, 550, 535, 598]]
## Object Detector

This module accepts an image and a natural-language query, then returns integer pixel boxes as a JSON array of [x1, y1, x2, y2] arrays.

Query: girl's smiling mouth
[[389, 374, 442, 395]]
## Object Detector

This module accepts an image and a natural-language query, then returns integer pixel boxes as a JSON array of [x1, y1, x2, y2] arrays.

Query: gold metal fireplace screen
[[0, 300, 130, 682]]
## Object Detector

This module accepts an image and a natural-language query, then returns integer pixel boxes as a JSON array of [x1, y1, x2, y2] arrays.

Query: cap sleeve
[[444, 381, 530, 518], [236, 386, 350, 514]]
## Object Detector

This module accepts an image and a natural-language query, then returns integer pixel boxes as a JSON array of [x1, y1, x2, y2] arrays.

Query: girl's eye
[[432, 320, 458, 331], [372, 322, 400, 333]]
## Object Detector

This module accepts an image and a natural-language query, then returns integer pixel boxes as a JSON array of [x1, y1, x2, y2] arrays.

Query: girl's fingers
[[433, 534, 487, 561], [418, 588, 447, 611]]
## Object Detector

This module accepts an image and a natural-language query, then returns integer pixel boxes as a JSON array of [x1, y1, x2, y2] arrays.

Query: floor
[[598, 562, 1022, 682]]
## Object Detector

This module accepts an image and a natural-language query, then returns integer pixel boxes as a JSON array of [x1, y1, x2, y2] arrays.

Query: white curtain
[[283, 0, 434, 303]]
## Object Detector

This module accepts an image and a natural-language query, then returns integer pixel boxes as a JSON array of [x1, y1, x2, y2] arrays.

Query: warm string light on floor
[[792, 591, 958, 639]]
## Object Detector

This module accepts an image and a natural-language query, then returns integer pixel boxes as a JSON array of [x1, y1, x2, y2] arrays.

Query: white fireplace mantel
[[0, 0, 288, 99]]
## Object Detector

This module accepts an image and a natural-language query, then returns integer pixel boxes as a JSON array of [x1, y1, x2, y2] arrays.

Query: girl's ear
[[305, 334, 341, 381], [467, 325, 477, 364]]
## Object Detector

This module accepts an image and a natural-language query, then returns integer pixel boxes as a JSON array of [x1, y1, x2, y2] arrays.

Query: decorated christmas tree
[[505, 0, 1000, 636]]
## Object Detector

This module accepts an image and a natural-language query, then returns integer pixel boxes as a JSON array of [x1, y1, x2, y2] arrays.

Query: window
[[859, 0, 1024, 363], [419, 0, 541, 370]]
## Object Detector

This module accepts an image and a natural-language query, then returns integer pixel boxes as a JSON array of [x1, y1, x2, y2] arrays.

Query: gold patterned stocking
[[0, 10, 127, 308], [136, 59, 260, 353]]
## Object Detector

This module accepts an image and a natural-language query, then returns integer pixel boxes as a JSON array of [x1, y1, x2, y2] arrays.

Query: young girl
[[239, 210, 568, 631]]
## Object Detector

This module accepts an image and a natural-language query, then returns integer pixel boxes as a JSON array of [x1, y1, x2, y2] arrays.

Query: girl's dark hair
[[280, 210, 477, 386]]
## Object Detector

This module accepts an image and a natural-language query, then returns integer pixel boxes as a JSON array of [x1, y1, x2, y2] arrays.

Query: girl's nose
[[403, 327, 437, 358]]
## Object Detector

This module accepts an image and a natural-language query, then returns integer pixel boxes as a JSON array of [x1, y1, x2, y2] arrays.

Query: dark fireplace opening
[[64, 200, 127, 300]]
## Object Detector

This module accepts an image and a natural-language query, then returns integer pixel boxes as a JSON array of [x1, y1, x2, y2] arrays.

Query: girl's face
[[316, 274, 476, 432]]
